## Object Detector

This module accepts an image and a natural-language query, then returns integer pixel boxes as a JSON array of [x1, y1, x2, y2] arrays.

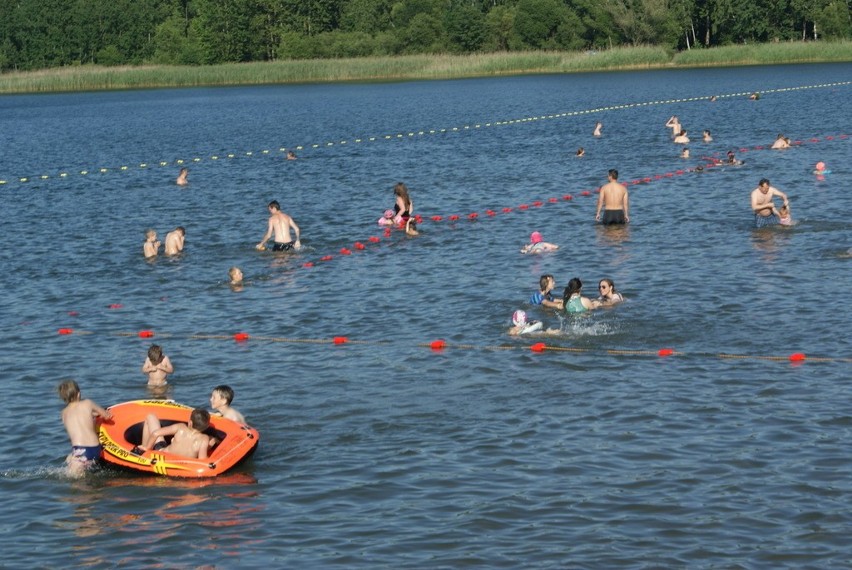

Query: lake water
[[1, 62, 851, 568]]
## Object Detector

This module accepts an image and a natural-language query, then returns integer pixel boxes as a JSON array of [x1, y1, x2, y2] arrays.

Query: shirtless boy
[[750, 178, 789, 228], [58, 380, 113, 476], [176, 167, 189, 186], [142, 344, 173, 386], [164, 226, 185, 255], [143, 229, 161, 258], [595, 169, 630, 225], [256, 200, 301, 252], [139, 408, 212, 459], [210, 385, 246, 424], [665, 116, 681, 137]]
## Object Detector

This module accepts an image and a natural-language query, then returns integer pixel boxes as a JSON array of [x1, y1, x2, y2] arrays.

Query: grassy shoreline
[[1, 43, 850, 94]]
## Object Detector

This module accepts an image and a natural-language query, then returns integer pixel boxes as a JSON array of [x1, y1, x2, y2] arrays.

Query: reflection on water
[[750, 226, 794, 261], [56, 473, 260, 566]]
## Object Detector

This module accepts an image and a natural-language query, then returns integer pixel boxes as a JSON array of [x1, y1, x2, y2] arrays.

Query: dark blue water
[[1, 63, 851, 568]]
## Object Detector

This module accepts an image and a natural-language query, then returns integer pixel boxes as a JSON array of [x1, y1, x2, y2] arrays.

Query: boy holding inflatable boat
[[58, 380, 113, 477]]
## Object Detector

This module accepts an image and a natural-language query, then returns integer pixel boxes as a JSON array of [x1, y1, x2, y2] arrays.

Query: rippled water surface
[[1, 63, 851, 568]]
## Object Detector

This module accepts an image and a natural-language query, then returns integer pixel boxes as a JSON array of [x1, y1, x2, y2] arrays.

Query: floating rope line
[[50, 327, 850, 365], [286, 134, 847, 271], [1, 81, 849, 187]]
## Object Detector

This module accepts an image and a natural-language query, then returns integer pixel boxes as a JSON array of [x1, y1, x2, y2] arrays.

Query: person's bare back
[[257, 200, 301, 251], [62, 399, 109, 447], [595, 170, 630, 224], [164, 227, 185, 255], [163, 424, 210, 458]]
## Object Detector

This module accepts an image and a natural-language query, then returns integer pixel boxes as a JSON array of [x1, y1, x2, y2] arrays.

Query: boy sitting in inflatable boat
[[136, 408, 213, 459]]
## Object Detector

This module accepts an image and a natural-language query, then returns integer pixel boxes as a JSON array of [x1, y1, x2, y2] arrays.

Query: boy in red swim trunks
[[58, 380, 112, 477]]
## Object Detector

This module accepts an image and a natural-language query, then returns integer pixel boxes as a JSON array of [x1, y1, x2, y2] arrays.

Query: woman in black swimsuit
[[393, 182, 413, 221]]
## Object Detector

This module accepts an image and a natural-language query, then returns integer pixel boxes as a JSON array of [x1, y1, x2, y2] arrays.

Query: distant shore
[[1, 42, 850, 94]]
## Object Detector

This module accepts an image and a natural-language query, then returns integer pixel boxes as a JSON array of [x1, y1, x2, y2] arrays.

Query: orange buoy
[[530, 343, 546, 352], [430, 339, 446, 350], [138, 330, 154, 338], [234, 332, 249, 342], [333, 336, 348, 344]]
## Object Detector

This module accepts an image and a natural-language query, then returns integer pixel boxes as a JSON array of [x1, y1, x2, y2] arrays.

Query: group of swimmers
[[509, 275, 625, 336], [58, 374, 246, 476], [143, 226, 185, 258]]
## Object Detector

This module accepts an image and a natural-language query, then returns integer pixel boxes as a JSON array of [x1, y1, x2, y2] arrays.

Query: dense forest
[[0, 0, 850, 71]]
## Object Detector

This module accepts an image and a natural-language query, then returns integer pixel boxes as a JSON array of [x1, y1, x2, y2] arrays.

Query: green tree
[[816, 0, 852, 39], [484, 4, 517, 51], [512, 0, 567, 48], [445, 2, 487, 52], [340, 0, 394, 33], [152, 9, 205, 64]]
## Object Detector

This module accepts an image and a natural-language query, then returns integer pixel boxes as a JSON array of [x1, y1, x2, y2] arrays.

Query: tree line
[[1, 0, 849, 71]]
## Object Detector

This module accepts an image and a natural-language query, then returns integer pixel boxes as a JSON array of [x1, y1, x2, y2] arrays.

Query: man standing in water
[[595, 169, 630, 225], [256, 200, 301, 251], [164, 226, 185, 255], [750, 178, 789, 228]]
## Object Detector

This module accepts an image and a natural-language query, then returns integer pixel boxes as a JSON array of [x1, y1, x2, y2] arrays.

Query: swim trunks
[[153, 441, 168, 451], [71, 445, 102, 463], [565, 295, 587, 314], [530, 291, 554, 305], [601, 210, 626, 225], [272, 242, 294, 252], [754, 214, 778, 228]]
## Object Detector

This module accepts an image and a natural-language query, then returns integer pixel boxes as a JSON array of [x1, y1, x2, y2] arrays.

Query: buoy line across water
[[0, 81, 848, 187]]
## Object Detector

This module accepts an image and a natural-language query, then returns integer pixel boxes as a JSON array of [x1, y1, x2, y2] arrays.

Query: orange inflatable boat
[[98, 400, 259, 478]]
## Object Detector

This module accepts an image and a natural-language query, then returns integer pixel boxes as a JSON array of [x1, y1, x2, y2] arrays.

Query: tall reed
[[0, 42, 849, 94]]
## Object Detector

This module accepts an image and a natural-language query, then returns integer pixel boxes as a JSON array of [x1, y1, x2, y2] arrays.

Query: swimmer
[[530, 274, 563, 310], [142, 344, 173, 387], [563, 278, 600, 313], [176, 167, 189, 186], [576, 147, 585, 157], [521, 231, 558, 254], [393, 182, 414, 224], [593, 122, 602, 137], [771, 134, 790, 149], [405, 218, 419, 236], [726, 150, 743, 166], [58, 380, 112, 477], [680, 147, 690, 159], [286, 151, 297, 160], [665, 116, 681, 137], [702, 130, 713, 142], [751, 178, 789, 228], [508, 310, 559, 336], [378, 209, 395, 227], [673, 129, 689, 144], [228, 266, 243, 286], [256, 200, 301, 252], [595, 169, 629, 225], [597, 278, 624, 306], [709, 95, 717, 102], [814, 162, 831, 175], [164, 226, 185, 255], [778, 204, 792, 226], [210, 385, 245, 424], [749, 92, 760, 100], [143, 229, 161, 258]]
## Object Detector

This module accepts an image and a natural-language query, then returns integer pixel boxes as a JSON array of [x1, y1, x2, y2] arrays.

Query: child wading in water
[[58, 380, 112, 477]]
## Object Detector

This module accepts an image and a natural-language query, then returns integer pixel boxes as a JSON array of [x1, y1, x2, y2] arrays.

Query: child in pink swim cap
[[377, 209, 395, 227], [521, 231, 559, 254], [814, 162, 830, 175]]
